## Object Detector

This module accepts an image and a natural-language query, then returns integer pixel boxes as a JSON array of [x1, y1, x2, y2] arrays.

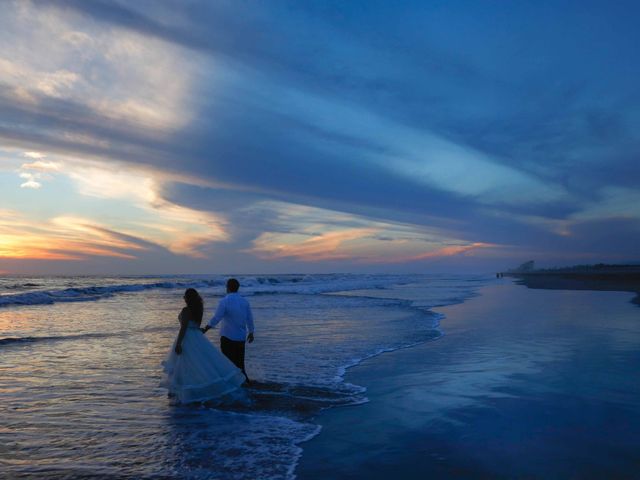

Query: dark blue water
[[296, 283, 640, 479]]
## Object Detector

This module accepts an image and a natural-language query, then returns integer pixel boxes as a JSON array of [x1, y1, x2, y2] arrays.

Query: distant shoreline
[[501, 272, 640, 306]]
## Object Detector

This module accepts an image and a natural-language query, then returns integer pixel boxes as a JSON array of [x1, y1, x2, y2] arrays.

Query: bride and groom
[[161, 278, 255, 404]]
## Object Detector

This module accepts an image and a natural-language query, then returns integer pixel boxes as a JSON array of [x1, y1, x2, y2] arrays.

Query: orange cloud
[[251, 228, 378, 261], [136, 202, 228, 258], [245, 201, 501, 264], [0, 211, 147, 261], [361, 242, 497, 264], [6, 151, 230, 259], [250, 215, 497, 264]]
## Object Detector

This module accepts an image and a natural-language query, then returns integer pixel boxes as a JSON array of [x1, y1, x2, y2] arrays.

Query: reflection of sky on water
[[298, 283, 640, 478], [349, 283, 640, 427], [1, 275, 471, 478], [0, 290, 329, 478], [164, 407, 319, 479]]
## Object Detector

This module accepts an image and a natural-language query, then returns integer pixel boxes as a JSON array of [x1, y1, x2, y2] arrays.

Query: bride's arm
[[175, 309, 189, 354]]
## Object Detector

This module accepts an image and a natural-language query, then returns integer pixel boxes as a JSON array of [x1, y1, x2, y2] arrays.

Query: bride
[[162, 288, 246, 403]]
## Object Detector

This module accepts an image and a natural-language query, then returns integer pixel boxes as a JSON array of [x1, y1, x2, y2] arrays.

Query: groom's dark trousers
[[221, 336, 249, 382]]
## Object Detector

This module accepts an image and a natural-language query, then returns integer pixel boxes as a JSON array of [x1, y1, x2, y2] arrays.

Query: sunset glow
[[0, 1, 638, 274]]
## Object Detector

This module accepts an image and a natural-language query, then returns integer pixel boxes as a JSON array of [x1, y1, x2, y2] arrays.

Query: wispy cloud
[[23, 151, 47, 159], [0, 1, 638, 272], [0, 210, 146, 260], [21, 159, 62, 172], [17, 152, 62, 188], [246, 202, 499, 264], [369, 243, 497, 265], [0, 2, 196, 131], [62, 160, 229, 256], [3, 148, 229, 261], [252, 228, 379, 261]]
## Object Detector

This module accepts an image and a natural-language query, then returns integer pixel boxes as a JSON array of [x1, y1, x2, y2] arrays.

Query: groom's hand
[[247, 333, 254, 343]]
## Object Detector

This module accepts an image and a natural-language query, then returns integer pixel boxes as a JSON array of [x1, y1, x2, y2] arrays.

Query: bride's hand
[[175, 345, 182, 355]]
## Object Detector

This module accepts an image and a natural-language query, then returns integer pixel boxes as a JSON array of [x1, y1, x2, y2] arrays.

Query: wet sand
[[295, 282, 640, 479], [508, 273, 640, 306]]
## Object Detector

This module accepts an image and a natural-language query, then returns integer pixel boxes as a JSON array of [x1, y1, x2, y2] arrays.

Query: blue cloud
[[1, 0, 638, 271]]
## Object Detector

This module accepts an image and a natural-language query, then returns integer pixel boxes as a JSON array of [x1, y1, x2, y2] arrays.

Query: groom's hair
[[227, 278, 240, 292]]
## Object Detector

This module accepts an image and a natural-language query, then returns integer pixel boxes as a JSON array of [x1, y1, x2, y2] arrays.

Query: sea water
[[296, 282, 640, 479], [0, 274, 487, 479]]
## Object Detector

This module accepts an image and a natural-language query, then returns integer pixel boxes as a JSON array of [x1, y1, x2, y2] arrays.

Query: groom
[[202, 278, 254, 383]]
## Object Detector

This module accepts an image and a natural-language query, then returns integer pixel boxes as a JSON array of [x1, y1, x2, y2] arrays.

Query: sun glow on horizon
[[1, 1, 638, 274], [246, 202, 500, 264], [0, 210, 144, 261], [1, 149, 229, 264]]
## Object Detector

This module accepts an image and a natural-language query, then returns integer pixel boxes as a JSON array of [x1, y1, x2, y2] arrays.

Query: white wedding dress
[[161, 312, 245, 404]]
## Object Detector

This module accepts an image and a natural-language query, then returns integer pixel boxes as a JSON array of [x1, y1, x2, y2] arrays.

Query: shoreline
[[503, 272, 640, 306], [295, 280, 640, 479]]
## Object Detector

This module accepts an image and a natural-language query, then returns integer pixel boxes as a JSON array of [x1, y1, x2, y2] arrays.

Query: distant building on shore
[[510, 260, 535, 273]]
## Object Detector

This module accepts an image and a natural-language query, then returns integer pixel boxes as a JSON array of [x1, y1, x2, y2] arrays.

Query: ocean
[[0, 274, 488, 479]]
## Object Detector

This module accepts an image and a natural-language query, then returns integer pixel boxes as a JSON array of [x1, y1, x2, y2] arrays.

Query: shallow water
[[0, 274, 485, 478], [296, 283, 640, 479]]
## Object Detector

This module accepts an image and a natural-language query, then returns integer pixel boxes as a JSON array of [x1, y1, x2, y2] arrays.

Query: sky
[[0, 0, 639, 275]]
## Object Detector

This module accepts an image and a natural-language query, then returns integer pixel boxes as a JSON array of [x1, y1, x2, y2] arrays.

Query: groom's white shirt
[[208, 292, 255, 342]]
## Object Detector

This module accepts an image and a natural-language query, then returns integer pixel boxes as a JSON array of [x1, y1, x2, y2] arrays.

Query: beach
[[296, 281, 640, 479], [0, 274, 480, 478], [2, 275, 639, 478]]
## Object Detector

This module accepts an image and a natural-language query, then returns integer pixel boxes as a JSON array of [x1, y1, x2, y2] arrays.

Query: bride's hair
[[184, 288, 204, 325]]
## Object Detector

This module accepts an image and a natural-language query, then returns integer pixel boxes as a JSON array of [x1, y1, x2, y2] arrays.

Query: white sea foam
[[0, 274, 402, 308]]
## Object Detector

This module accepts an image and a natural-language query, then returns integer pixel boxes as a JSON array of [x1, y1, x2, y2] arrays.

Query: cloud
[[2, 146, 229, 261], [378, 243, 497, 264], [0, 2, 197, 131], [244, 201, 501, 265], [252, 228, 379, 262], [0, 204, 225, 264], [56, 158, 230, 257], [21, 160, 62, 172], [0, 209, 147, 260], [23, 151, 46, 159], [0, 1, 638, 272], [16, 153, 61, 189], [19, 172, 41, 189]]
